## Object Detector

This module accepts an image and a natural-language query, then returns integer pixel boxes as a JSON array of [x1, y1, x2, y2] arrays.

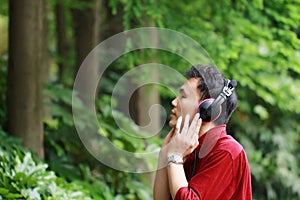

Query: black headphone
[[197, 79, 237, 122]]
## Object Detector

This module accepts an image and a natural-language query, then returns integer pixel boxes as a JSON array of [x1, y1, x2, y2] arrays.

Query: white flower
[[21, 188, 41, 200]]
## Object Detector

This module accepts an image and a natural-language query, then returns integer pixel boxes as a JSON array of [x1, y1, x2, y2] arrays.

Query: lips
[[171, 109, 177, 117]]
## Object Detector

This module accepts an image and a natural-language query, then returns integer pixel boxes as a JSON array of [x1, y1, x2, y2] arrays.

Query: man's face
[[169, 78, 201, 127]]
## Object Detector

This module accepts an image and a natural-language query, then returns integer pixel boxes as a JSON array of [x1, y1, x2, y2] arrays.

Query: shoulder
[[216, 134, 244, 160], [198, 125, 246, 161]]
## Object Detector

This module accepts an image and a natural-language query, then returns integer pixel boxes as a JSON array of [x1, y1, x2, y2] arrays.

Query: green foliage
[[109, 0, 164, 29], [0, 129, 93, 200], [49, 0, 93, 10], [109, 0, 300, 199], [230, 112, 300, 199], [1, 0, 300, 199], [44, 83, 159, 199], [0, 0, 8, 16]]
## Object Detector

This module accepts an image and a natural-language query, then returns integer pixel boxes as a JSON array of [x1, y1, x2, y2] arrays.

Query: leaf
[[253, 105, 269, 120], [4, 192, 23, 199], [0, 188, 9, 195], [43, 118, 59, 130]]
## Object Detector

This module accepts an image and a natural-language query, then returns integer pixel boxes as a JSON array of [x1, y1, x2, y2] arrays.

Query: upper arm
[[174, 186, 200, 200]]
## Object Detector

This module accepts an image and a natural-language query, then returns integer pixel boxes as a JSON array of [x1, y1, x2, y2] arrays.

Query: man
[[153, 65, 252, 199]]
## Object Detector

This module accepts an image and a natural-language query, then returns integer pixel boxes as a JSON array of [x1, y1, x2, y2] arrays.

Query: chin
[[169, 122, 175, 127], [169, 119, 176, 127]]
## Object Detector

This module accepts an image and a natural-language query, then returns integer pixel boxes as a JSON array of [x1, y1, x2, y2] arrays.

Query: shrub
[[0, 129, 93, 200]]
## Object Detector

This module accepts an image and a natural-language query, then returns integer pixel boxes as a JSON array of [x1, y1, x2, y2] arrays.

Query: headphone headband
[[210, 79, 237, 108]]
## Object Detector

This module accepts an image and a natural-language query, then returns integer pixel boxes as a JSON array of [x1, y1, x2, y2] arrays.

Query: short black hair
[[185, 64, 238, 125]]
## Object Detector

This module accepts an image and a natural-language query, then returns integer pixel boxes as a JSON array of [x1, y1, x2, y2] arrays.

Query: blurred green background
[[0, 0, 300, 199]]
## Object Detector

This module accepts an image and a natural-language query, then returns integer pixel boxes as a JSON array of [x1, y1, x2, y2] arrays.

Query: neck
[[199, 122, 216, 137]]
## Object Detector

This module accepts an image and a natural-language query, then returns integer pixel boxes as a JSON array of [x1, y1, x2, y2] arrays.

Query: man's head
[[169, 64, 238, 127]]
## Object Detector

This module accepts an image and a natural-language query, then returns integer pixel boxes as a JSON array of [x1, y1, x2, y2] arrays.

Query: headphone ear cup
[[197, 98, 222, 122]]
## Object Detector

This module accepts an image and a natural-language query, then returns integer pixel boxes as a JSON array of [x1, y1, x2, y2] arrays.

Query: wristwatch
[[167, 154, 184, 165]]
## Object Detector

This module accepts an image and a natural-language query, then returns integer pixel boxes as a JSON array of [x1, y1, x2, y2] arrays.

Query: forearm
[[153, 149, 170, 200], [167, 163, 188, 199], [153, 167, 170, 200]]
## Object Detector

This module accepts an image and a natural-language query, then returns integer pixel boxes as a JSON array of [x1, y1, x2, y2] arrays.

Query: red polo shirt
[[174, 125, 252, 200]]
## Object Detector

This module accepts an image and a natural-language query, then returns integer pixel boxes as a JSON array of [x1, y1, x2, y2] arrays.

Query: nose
[[171, 97, 177, 107]]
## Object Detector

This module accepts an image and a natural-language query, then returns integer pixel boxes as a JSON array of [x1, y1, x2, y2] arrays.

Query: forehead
[[181, 78, 200, 96]]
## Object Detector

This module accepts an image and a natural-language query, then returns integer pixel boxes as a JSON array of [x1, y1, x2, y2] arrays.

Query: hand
[[166, 113, 202, 158], [157, 128, 176, 168], [162, 128, 176, 148]]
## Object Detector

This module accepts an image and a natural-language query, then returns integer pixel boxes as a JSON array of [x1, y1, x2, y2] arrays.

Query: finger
[[170, 127, 176, 137], [181, 114, 190, 135], [165, 128, 175, 141], [175, 116, 182, 134], [194, 140, 199, 147], [196, 118, 202, 132], [188, 113, 200, 135], [187, 142, 198, 155], [189, 119, 202, 142], [193, 118, 202, 138]]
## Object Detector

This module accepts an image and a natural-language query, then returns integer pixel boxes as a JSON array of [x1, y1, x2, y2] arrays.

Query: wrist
[[157, 148, 168, 168], [167, 154, 184, 165]]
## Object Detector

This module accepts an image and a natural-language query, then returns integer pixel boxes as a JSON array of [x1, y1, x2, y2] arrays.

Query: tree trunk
[[137, 72, 161, 134], [72, 0, 101, 105], [7, 0, 45, 158], [136, 25, 160, 186], [101, 0, 124, 40], [55, 2, 72, 86], [136, 27, 160, 132], [42, 0, 51, 119]]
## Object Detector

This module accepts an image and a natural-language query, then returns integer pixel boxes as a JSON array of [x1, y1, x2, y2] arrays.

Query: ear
[[197, 98, 222, 122]]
